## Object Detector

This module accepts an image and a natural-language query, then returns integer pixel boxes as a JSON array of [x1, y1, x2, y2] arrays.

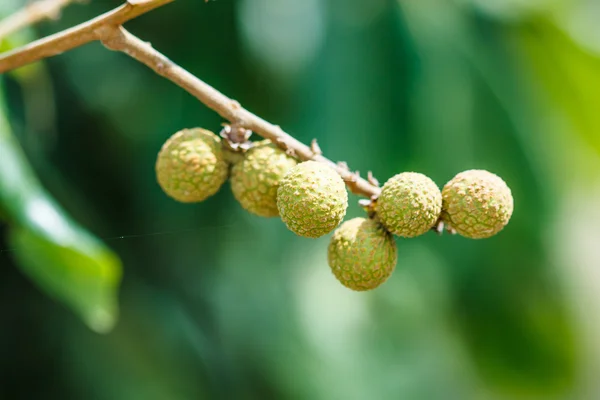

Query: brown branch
[[0, 0, 81, 42], [0, 0, 380, 198], [99, 26, 381, 198], [0, 0, 174, 73]]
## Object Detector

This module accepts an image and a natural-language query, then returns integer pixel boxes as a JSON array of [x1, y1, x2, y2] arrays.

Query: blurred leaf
[[517, 18, 600, 159], [9, 226, 121, 333], [0, 83, 122, 333]]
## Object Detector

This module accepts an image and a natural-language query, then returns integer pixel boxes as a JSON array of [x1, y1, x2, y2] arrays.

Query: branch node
[[155, 62, 166, 73], [285, 148, 296, 157], [276, 137, 289, 149], [219, 123, 252, 152], [96, 25, 125, 49]]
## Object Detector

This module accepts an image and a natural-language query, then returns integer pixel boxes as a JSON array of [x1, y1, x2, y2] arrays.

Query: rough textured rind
[[230, 140, 298, 217], [441, 169, 513, 239], [156, 128, 229, 203], [277, 161, 348, 238], [377, 172, 442, 238], [328, 218, 397, 291]]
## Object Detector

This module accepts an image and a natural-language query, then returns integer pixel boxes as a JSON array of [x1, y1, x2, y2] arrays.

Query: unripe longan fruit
[[441, 169, 513, 239], [377, 172, 442, 237], [156, 128, 228, 202], [328, 217, 397, 291], [230, 140, 298, 217], [277, 161, 348, 238]]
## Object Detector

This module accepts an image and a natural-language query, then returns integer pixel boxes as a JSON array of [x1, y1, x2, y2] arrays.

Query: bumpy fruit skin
[[441, 169, 513, 239], [156, 128, 229, 202], [328, 218, 397, 291], [377, 172, 442, 238], [230, 140, 297, 217], [277, 161, 348, 238]]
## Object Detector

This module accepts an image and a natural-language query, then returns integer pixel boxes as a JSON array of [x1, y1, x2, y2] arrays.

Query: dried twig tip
[[310, 139, 322, 156], [367, 171, 380, 187], [337, 161, 349, 171], [343, 171, 360, 183]]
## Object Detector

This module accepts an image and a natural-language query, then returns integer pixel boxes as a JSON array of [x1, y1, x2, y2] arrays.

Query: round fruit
[[277, 161, 348, 238], [230, 140, 297, 217], [441, 169, 513, 239], [377, 172, 442, 237], [156, 128, 229, 202], [328, 217, 397, 291]]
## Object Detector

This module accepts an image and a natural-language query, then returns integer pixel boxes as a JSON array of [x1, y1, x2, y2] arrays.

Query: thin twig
[[0, 0, 174, 73], [0, 0, 80, 42], [99, 26, 381, 198]]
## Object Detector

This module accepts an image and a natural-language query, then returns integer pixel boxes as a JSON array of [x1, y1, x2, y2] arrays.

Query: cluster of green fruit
[[156, 127, 514, 292]]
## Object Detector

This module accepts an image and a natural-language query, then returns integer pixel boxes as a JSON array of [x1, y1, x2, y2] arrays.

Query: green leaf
[[0, 83, 122, 333], [8, 225, 121, 333]]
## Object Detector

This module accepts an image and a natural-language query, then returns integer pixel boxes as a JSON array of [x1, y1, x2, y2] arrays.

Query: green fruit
[[230, 140, 297, 217], [277, 161, 348, 238], [328, 217, 397, 291], [441, 169, 513, 239], [156, 128, 229, 203], [377, 172, 442, 237]]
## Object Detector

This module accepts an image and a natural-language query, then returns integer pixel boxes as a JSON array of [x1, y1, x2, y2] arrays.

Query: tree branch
[[99, 26, 381, 198], [0, 0, 380, 198], [0, 0, 174, 73], [0, 0, 82, 42]]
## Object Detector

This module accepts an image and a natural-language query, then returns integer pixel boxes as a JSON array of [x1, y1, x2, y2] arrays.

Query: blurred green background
[[1, 0, 600, 399]]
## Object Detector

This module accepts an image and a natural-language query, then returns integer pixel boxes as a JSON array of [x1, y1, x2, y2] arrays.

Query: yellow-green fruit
[[441, 169, 513, 239], [277, 161, 348, 238], [230, 140, 298, 217], [156, 128, 228, 202], [328, 218, 397, 291], [377, 172, 442, 237]]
